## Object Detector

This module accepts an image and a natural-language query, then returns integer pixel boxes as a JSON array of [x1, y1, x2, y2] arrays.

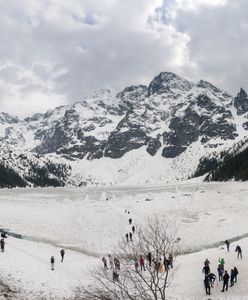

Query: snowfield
[[0, 182, 248, 299]]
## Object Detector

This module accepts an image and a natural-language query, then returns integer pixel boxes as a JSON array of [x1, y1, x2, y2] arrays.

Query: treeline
[[206, 147, 248, 181], [0, 161, 69, 188], [193, 143, 248, 181], [0, 163, 26, 188]]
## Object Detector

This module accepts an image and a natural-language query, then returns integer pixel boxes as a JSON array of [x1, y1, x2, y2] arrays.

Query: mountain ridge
[[0, 71, 248, 186]]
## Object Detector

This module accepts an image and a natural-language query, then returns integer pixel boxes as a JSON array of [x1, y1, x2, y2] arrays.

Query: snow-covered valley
[[0, 182, 248, 299]]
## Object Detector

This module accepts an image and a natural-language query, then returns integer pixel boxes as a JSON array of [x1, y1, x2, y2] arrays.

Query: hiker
[[204, 276, 211, 295], [204, 258, 210, 267], [147, 252, 152, 267], [129, 218, 132, 225], [0, 238, 5, 252], [221, 271, 230, 292], [108, 254, 114, 269], [51, 256, 55, 270], [202, 265, 210, 276], [235, 245, 242, 258], [158, 258, 165, 273], [208, 273, 217, 287], [217, 264, 224, 281], [139, 255, 145, 271], [102, 257, 108, 270], [135, 259, 139, 272], [129, 232, 133, 242], [125, 233, 129, 242], [114, 258, 120, 270], [218, 257, 225, 269], [113, 270, 119, 282], [168, 253, 173, 268], [230, 269, 235, 287], [163, 256, 170, 271], [132, 225, 135, 234], [233, 267, 238, 283], [225, 240, 230, 251], [60, 249, 65, 262]]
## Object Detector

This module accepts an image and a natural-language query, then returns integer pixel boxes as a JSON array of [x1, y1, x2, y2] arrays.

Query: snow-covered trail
[[0, 182, 248, 298]]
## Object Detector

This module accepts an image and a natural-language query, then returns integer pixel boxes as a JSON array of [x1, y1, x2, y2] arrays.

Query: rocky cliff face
[[0, 72, 247, 186]]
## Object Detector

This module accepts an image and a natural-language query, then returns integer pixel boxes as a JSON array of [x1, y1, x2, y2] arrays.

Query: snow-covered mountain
[[1, 72, 248, 186]]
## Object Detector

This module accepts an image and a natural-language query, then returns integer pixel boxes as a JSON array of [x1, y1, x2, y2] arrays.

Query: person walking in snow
[[51, 256, 55, 270], [135, 259, 139, 272], [204, 258, 210, 267], [0, 238, 5, 252], [233, 267, 238, 283], [139, 255, 145, 271], [147, 252, 152, 267], [125, 233, 129, 242], [202, 265, 210, 276], [108, 254, 114, 269], [207, 273, 217, 287], [132, 225, 135, 234], [217, 264, 224, 281], [230, 269, 235, 287], [115, 258, 120, 270], [235, 245, 242, 258], [102, 257, 108, 270], [60, 249, 65, 262], [129, 232, 133, 242], [204, 276, 211, 295], [218, 257, 225, 269], [225, 240, 230, 251], [129, 218, 132, 225], [221, 271, 230, 292], [168, 253, 173, 268], [112, 270, 119, 282]]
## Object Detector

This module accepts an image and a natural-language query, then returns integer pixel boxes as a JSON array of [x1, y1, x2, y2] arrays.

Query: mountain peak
[[147, 72, 194, 96], [196, 80, 221, 93], [234, 88, 248, 115]]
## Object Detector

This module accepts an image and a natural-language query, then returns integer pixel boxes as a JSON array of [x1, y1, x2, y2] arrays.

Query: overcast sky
[[0, 0, 247, 117]]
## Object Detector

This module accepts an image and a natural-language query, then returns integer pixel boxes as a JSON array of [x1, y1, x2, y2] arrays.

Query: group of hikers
[[1, 231, 65, 271], [102, 210, 174, 282], [125, 211, 135, 242], [50, 249, 65, 270], [202, 240, 241, 295]]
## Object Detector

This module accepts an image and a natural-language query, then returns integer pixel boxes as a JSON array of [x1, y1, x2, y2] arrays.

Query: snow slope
[[0, 183, 248, 298]]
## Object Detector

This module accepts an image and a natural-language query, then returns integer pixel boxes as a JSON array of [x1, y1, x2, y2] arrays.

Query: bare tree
[[80, 216, 180, 300]]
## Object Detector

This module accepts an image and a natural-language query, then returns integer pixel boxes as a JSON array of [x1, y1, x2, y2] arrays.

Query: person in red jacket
[[139, 255, 145, 271]]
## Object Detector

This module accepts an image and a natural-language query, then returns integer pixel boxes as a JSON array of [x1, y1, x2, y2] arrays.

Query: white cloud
[[0, 0, 247, 117]]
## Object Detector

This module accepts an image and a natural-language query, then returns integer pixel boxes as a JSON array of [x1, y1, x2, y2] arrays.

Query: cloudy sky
[[0, 0, 247, 117]]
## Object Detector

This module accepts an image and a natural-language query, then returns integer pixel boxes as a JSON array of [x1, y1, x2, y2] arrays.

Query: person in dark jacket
[[129, 218, 132, 225], [225, 240, 230, 251], [204, 276, 211, 295], [202, 265, 210, 276], [208, 273, 217, 287], [102, 257, 108, 270], [129, 232, 133, 242], [217, 264, 224, 281], [204, 259, 210, 267], [132, 225, 135, 234], [60, 249, 65, 262], [168, 253, 173, 268], [147, 252, 152, 267], [0, 238, 5, 252], [125, 233, 129, 242], [51, 256, 55, 270], [230, 269, 235, 287], [235, 245, 242, 258], [221, 271, 230, 292], [233, 267, 238, 282]]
